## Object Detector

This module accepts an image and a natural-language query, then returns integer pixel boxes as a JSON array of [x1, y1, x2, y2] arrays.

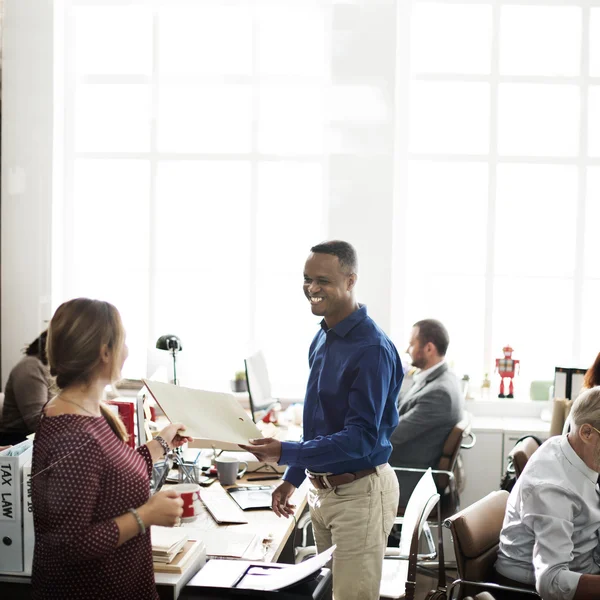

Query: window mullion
[[573, 5, 591, 365], [484, 0, 501, 380]]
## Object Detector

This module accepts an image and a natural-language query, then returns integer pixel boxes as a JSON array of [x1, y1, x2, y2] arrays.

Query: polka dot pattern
[[31, 414, 158, 599]]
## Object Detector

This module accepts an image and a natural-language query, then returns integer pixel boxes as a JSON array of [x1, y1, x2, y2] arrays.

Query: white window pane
[[69, 160, 150, 378], [584, 168, 600, 278], [74, 6, 153, 75], [258, 86, 325, 154], [589, 9, 600, 77], [410, 3, 492, 74], [581, 280, 600, 366], [154, 161, 252, 272], [152, 161, 253, 390], [588, 87, 600, 157], [495, 165, 578, 277], [498, 84, 579, 157], [403, 275, 485, 380], [158, 6, 253, 76], [256, 162, 324, 272], [151, 271, 251, 391], [500, 6, 581, 76], [492, 278, 573, 387], [406, 161, 488, 275], [75, 84, 151, 152], [255, 162, 325, 394], [409, 82, 489, 154], [158, 85, 252, 153], [255, 274, 318, 398], [257, 5, 327, 77]]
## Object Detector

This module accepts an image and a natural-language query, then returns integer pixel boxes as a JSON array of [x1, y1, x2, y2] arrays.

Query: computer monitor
[[244, 350, 278, 423]]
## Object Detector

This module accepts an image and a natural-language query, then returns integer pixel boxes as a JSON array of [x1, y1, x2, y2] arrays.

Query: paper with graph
[[143, 380, 262, 448]]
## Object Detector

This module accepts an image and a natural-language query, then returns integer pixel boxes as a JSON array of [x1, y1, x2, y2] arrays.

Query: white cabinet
[[460, 431, 504, 509]]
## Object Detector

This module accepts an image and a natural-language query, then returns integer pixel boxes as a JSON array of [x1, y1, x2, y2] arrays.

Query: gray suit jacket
[[389, 362, 463, 507]]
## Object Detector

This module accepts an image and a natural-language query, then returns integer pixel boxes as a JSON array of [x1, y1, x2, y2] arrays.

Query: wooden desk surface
[[165, 473, 309, 563]]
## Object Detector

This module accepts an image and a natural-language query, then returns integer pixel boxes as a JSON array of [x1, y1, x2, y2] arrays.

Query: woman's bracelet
[[128, 508, 146, 535], [154, 435, 171, 457]]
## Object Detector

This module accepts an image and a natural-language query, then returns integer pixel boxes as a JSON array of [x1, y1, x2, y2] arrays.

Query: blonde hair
[[47, 298, 128, 442], [569, 386, 600, 431]]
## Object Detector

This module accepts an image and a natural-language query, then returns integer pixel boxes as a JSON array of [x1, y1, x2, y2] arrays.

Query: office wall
[[1, 0, 55, 388]]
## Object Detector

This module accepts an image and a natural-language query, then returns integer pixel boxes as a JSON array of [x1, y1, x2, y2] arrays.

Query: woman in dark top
[[32, 298, 192, 600], [0, 331, 51, 445]]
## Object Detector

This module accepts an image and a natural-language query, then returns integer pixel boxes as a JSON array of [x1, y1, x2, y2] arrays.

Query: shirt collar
[[413, 359, 446, 385], [560, 435, 599, 485], [320, 304, 368, 338]]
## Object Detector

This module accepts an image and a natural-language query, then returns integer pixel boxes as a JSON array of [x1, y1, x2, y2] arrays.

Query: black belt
[[306, 467, 377, 489]]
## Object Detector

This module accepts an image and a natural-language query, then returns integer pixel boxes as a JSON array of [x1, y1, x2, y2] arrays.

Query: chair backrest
[[400, 468, 438, 555], [381, 469, 440, 599], [444, 490, 509, 584], [437, 413, 473, 491], [509, 436, 541, 478]]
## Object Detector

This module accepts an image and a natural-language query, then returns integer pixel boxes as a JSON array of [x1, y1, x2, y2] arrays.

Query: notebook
[[201, 491, 248, 524], [227, 486, 274, 511]]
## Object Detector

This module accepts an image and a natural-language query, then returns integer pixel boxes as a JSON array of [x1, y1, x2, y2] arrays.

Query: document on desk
[[188, 545, 335, 591], [143, 380, 262, 447]]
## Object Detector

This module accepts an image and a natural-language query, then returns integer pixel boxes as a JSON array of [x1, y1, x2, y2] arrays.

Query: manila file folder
[[143, 380, 263, 449]]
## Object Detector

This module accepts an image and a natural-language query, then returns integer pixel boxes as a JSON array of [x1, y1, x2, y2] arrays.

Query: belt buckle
[[320, 474, 333, 489]]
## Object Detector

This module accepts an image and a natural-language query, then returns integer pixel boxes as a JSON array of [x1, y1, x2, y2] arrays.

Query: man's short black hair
[[310, 240, 358, 274], [413, 319, 449, 356]]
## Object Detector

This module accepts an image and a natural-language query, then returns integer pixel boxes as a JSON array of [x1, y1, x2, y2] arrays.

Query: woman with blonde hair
[[32, 298, 192, 600]]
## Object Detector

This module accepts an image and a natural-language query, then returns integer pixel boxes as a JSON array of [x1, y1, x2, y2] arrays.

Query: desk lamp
[[156, 334, 182, 385]]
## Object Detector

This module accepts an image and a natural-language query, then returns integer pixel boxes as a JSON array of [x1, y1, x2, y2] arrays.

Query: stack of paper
[[153, 539, 206, 574], [151, 526, 188, 563]]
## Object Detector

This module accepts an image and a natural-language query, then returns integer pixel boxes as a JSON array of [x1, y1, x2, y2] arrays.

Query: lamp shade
[[156, 334, 182, 352]]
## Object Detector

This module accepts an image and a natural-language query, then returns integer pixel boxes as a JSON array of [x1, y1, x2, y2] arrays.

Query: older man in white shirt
[[495, 386, 600, 600]]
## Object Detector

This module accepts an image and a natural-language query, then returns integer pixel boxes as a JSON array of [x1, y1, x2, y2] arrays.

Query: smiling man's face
[[303, 252, 356, 328]]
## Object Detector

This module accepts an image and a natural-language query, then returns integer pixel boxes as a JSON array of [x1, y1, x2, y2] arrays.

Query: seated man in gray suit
[[390, 319, 463, 508]]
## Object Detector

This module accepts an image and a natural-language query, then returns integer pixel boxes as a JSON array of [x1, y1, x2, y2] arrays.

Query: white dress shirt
[[495, 435, 600, 600]]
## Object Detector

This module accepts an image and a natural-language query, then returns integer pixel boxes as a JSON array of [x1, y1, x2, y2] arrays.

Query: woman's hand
[[158, 423, 193, 449], [138, 489, 184, 528]]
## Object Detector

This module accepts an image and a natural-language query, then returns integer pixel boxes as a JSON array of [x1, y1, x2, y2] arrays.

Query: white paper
[[237, 545, 335, 591], [143, 380, 262, 446]]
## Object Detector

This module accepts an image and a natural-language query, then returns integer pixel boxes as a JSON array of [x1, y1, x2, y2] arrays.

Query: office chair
[[443, 490, 539, 600], [509, 436, 541, 479], [391, 413, 476, 573], [380, 468, 441, 599], [393, 413, 476, 521]]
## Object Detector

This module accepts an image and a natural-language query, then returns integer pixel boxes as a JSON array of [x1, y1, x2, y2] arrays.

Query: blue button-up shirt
[[280, 305, 403, 488]]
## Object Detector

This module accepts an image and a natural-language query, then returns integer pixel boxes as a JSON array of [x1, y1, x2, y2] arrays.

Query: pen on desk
[[247, 475, 281, 481]]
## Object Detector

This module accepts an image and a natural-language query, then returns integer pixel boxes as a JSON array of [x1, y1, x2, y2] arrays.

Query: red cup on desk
[[170, 483, 201, 522]]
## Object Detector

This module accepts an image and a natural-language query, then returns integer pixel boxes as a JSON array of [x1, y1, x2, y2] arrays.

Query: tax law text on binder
[[0, 440, 33, 572]]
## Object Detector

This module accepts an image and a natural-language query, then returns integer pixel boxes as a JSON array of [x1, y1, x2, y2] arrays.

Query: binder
[[0, 443, 33, 572], [22, 460, 34, 575], [554, 367, 588, 401]]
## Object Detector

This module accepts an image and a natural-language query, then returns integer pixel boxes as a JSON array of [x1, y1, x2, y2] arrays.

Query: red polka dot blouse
[[31, 414, 159, 599]]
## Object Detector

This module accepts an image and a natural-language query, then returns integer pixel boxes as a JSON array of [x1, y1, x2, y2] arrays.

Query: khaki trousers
[[308, 464, 399, 600]]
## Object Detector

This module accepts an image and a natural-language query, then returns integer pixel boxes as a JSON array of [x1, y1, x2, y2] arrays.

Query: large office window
[[59, 1, 332, 393], [399, 0, 600, 394]]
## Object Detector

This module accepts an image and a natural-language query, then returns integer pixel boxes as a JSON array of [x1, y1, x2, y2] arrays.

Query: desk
[[167, 474, 309, 564], [0, 476, 309, 600]]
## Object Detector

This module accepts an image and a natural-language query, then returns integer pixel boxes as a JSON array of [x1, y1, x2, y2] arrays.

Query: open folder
[[143, 380, 263, 448]]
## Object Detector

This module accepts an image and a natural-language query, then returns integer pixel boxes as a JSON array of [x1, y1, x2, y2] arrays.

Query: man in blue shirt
[[241, 240, 403, 600]]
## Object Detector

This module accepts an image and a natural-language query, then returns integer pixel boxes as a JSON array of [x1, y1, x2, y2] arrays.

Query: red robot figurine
[[495, 345, 520, 398]]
